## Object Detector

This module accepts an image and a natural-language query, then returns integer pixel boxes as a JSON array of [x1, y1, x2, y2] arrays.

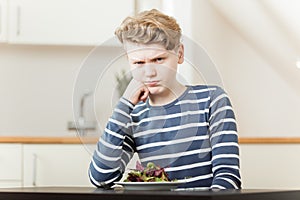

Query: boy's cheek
[[131, 70, 143, 82]]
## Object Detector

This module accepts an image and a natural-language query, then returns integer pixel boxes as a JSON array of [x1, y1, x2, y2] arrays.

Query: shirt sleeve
[[208, 87, 242, 189], [88, 97, 136, 188]]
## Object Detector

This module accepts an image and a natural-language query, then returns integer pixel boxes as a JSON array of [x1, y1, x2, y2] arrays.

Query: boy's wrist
[[120, 96, 135, 108]]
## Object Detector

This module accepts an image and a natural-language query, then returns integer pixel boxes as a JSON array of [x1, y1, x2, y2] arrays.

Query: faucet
[[68, 91, 96, 136], [80, 91, 93, 119]]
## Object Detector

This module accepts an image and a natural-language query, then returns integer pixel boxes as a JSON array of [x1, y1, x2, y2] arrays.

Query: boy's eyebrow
[[129, 52, 169, 62], [150, 52, 168, 59]]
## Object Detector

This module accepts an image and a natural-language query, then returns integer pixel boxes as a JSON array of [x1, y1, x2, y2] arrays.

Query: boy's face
[[126, 43, 184, 96]]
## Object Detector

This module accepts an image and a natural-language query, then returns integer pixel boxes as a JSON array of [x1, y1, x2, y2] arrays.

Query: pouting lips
[[145, 81, 159, 87]]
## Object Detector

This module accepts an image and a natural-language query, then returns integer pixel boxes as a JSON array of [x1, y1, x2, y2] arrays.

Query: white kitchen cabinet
[[0, 144, 22, 188], [23, 144, 94, 187], [0, 181, 22, 188], [7, 0, 134, 45], [0, 0, 8, 42]]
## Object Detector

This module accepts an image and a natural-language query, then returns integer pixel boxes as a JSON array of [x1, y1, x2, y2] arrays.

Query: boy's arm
[[89, 97, 135, 188], [208, 87, 242, 189]]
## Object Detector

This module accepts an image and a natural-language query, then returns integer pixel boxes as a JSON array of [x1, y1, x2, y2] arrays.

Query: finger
[[140, 88, 149, 102]]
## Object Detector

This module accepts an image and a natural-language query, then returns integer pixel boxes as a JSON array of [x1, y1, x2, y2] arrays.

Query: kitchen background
[[0, 0, 300, 189]]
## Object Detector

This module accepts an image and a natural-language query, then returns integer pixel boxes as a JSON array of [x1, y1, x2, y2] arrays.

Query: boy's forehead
[[125, 42, 164, 50], [125, 42, 171, 58]]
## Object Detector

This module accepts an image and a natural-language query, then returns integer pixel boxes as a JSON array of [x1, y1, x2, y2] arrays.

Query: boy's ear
[[178, 44, 184, 64]]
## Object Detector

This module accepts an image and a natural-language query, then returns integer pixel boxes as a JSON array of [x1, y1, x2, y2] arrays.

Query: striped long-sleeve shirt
[[89, 85, 241, 189]]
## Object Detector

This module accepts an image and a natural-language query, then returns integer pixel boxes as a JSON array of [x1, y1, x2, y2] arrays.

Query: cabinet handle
[[16, 5, 21, 36], [32, 153, 37, 186]]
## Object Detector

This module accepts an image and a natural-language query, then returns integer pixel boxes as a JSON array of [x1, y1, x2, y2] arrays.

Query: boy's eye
[[155, 57, 164, 63], [134, 61, 145, 65]]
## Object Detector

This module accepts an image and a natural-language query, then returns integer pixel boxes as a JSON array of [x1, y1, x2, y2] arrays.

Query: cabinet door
[[0, 0, 7, 42], [23, 144, 94, 187], [0, 181, 22, 188], [0, 144, 22, 187], [8, 0, 134, 45]]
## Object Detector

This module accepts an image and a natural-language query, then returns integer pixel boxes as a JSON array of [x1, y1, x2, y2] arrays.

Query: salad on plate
[[114, 162, 183, 190], [124, 162, 172, 182]]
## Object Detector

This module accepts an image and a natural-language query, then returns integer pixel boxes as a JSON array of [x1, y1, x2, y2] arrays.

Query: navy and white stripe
[[89, 85, 241, 189]]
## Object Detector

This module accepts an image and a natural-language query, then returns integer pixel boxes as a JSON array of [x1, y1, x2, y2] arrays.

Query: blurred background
[[0, 0, 299, 189]]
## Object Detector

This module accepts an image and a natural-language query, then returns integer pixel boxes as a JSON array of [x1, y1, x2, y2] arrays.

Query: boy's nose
[[144, 64, 157, 77]]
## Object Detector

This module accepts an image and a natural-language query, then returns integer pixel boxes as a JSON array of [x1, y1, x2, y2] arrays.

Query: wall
[[0, 44, 91, 136]]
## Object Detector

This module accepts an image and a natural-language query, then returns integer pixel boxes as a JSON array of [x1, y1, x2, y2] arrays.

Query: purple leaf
[[136, 161, 144, 171]]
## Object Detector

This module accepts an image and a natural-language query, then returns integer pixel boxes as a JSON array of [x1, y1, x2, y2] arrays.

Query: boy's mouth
[[145, 81, 160, 87]]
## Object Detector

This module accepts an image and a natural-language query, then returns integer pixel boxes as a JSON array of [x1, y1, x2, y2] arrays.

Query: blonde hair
[[115, 9, 182, 51]]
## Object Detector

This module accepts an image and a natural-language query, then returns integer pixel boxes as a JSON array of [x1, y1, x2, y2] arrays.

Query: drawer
[[0, 144, 22, 180]]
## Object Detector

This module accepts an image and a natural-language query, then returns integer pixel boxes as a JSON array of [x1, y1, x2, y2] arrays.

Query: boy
[[89, 9, 241, 189]]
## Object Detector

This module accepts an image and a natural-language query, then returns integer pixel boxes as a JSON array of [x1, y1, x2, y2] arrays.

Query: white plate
[[114, 181, 184, 191]]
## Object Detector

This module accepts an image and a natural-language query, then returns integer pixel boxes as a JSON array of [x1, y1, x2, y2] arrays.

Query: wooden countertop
[[239, 137, 300, 144], [0, 136, 300, 144]]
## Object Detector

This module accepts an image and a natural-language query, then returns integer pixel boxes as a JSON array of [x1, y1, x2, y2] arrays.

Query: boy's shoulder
[[188, 85, 228, 102], [189, 84, 216, 90], [188, 84, 224, 94]]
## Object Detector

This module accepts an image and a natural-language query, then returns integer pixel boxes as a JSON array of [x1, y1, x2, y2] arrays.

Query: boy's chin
[[147, 86, 166, 96]]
